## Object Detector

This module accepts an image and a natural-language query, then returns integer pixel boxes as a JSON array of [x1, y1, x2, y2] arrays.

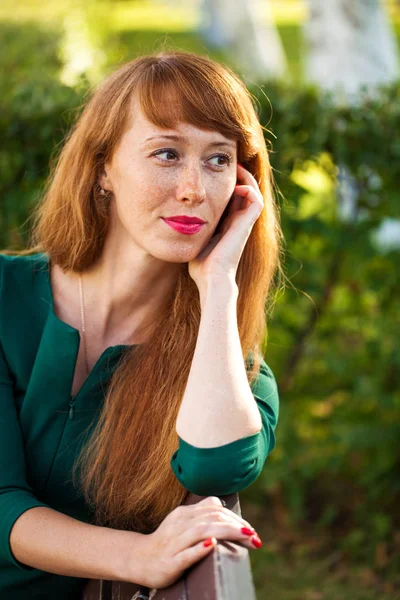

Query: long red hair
[[5, 50, 284, 533]]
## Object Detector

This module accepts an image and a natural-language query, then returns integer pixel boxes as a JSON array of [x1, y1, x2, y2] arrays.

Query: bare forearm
[[176, 279, 262, 447], [9, 506, 145, 583]]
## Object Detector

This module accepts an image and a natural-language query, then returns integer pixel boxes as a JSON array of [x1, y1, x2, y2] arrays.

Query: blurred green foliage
[[249, 81, 400, 592], [249, 81, 400, 586], [1, 15, 399, 596]]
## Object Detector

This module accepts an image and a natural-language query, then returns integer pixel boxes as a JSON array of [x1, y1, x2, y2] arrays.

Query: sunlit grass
[[0, 0, 308, 28], [112, 0, 308, 31], [0, 0, 70, 23], [112, 1, 198, 32]]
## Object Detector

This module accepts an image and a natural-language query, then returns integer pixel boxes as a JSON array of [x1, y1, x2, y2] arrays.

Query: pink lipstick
[[162, 218, 206, 235]]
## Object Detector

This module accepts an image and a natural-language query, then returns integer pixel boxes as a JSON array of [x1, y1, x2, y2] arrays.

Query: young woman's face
[[100, 96, 238, 263]]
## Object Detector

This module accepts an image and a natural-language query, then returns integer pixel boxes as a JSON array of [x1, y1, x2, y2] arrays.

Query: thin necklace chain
[[78, 274, 90, 376]]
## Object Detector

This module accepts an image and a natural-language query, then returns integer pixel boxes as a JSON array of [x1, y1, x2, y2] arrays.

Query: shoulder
[[0, 252, 49, 329], [0, 252, 50, 371], [0, 251, 47, 291], [0, 250, 46, 272]]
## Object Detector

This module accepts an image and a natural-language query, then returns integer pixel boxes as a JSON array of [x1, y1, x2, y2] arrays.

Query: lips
[[162, 218, 206, 235], [164, 216, 206, 224]]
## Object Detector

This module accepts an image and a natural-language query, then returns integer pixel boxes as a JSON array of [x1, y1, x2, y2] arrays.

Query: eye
[[208, 153, 233, 168], [151, 148, 178, 161]]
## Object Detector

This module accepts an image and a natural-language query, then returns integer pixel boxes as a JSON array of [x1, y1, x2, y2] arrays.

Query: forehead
[[125, 93, 236, 148]]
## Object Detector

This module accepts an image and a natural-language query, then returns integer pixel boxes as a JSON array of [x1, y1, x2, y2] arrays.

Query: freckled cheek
[[118, 183, 169, 225]]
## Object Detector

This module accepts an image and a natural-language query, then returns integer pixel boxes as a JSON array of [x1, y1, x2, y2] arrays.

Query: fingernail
[[241, 527, 256, 536], [203, 537, 214, 547], [251, 535, 263, 548]]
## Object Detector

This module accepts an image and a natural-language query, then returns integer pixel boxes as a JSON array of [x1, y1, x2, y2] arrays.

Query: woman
[[0, 50, 282, 597]]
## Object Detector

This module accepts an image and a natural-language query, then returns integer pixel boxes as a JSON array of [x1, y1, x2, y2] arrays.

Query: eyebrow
[[142, 134, 236, 149]]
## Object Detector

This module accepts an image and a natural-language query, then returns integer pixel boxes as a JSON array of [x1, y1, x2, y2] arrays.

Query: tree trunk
[[198, 0, 288, 82], [304, 0, 399, 102]]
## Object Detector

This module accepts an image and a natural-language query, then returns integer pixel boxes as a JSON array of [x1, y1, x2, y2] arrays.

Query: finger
[[173, 536, 217, 571], [189, 505, 256, 533], [181, 496, 256, 531], [186, 497, 258, 536], [220, 188, 261, 239], [233, 183, 262, 203], [227, 192, 244, 215], [220, 186, 261, 239], [174, 520, 261, 554], [237, 163, 259, 188], [233, 185, 263, 218], [196, 496, 223, 505]]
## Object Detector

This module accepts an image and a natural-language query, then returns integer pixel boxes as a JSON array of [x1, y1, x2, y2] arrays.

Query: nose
[[176, 163, 206, 205]]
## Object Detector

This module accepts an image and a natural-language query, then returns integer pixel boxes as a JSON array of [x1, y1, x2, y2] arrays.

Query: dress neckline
[[34, 252, 138, 403]]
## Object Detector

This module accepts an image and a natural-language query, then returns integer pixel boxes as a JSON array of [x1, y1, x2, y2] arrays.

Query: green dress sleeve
[[169, 356, 279, 496], [0, 277, 50, 570]]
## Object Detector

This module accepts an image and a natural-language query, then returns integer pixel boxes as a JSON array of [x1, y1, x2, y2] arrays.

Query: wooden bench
[[82, 492, 257, 599]]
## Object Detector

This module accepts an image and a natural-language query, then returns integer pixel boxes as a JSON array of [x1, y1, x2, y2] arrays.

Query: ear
[[98, 164, 113, 193]]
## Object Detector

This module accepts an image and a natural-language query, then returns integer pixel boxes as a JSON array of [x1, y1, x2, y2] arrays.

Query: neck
[[77, 237, 181, 346]]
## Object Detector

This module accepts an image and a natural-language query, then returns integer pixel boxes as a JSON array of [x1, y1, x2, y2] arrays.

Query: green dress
[[0, 252, 279, 599]]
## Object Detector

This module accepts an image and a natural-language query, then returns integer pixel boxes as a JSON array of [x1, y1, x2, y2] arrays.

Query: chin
[[150, 242, 203, 263]]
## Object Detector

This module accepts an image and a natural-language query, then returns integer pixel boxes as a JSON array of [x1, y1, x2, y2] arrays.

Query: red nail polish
[[251, 536, 263, 548], [241, 527, 256, 536], [203, 538, 214, 547], [238, 162, 244, 168]]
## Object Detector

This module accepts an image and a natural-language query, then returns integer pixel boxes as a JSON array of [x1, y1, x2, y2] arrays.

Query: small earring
[[99, 188, 106, 196]]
